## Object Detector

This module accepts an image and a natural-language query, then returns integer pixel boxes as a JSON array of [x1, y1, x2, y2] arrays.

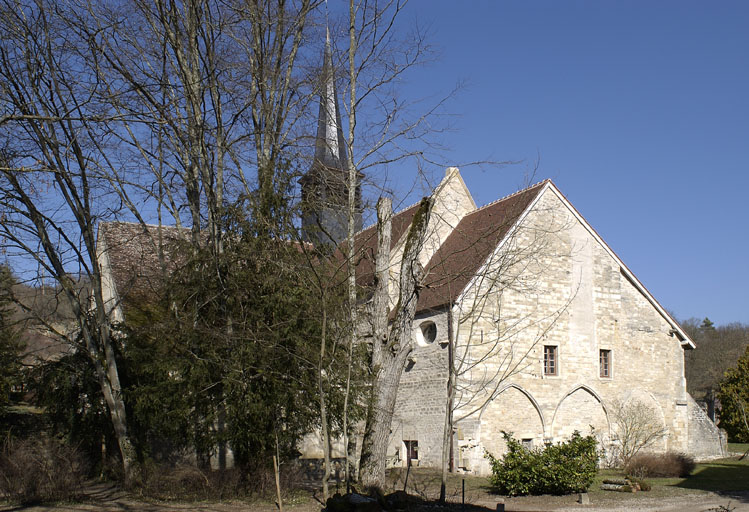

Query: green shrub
[[625, 452, 695, 478], [486, 431, 598, 496]]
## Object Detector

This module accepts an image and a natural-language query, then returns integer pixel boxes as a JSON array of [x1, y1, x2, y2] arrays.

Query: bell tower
[[300, 29, 362, 247]]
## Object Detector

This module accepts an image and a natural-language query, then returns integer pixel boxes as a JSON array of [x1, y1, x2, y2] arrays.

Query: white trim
[[415, 320, 437, 346]]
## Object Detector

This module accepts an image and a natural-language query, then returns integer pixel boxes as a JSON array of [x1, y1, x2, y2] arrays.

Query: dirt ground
[[2, 466, 748, 512], [2, 483, 748, 512]]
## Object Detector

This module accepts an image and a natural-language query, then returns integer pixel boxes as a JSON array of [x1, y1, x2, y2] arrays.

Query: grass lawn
[[561, 455, 749, 503], [673, 455, 749, 492], [378, 453, 749, 507], [728, 442, 749, 456]]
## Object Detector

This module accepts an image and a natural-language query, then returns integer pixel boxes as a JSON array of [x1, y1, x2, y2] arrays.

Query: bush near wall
[[486, 432, 598, 496], [625, 452, 695, 478]]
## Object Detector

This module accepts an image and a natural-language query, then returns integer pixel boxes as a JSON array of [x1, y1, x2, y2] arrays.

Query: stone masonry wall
[[687, 394, 727, 459], [392, 187, 722, 475], [388, 309, 450, 468]]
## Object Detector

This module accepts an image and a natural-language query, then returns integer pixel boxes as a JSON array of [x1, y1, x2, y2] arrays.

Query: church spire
[[313, 26, 348, 172], [300, 27, 362, 247]]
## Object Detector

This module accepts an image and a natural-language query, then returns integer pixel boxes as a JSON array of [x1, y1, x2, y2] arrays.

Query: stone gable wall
[[388, 309, 450, 468], [388, 187, 723, 476], [388, 169, 476, 309], [687, 394, 727, 459]]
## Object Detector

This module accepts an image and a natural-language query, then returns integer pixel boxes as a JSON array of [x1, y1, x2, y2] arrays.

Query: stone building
[[94, 27, 724, 474], [353, 168, 725, 474]]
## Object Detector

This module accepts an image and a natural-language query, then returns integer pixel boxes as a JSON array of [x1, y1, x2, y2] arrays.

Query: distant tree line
[[682, 317, 749, 441]]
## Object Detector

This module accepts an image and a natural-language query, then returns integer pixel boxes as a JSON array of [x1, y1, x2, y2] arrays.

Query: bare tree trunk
[[359, 197, 433, 489], [319, 304, 331, 501], [342, 0, 359, 486], [439, 308, 455, 503]]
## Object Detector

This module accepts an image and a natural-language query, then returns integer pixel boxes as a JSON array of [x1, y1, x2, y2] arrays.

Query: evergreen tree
[[718, 346, 749, 443], [0, 265, 23, 406], [701, 317, 716, 332], [121, 203, 359, 468]]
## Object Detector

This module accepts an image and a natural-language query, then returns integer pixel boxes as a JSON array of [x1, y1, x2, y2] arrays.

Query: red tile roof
[[98, 222, 188, 312], [418, 181, 548, 311], [348, 201, 422, 289], [100, 181, 545, 316]]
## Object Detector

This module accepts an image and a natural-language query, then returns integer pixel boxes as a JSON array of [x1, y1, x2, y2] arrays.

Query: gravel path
[[2, 486, 747, 512]]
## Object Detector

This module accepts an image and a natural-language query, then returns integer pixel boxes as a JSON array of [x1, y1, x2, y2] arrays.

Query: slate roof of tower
[[301, 27, 348, 181]]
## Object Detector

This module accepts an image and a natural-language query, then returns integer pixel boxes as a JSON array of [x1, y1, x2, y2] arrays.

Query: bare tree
[[0, 0, 136, 473], [609, 399, 668, 466], [357, 196, 433, 488], [684, 319, 749, 420], [0, 0, 325, 474], [337, 0, 451, 485]]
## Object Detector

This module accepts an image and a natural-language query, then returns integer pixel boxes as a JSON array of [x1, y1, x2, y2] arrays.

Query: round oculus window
[[418, 321, 437, 346]]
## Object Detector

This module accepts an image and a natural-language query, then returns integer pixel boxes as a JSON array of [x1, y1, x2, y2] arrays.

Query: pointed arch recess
[[476, 383, 547, 458], [551, 384, 611, 438], [488, 383, 547, 432]]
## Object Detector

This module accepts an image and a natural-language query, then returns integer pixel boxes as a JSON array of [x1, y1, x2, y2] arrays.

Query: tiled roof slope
[[418, 181, 548, 311], [98, 222, 188, 312], [349, 201, 422, 289]]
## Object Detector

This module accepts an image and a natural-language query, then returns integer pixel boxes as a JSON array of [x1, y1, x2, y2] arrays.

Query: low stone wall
[[687, 394, 726, 459], [293, 457, 347, 483]]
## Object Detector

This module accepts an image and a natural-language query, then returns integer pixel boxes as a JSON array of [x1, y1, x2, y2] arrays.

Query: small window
[[521, 438, 533, 450], [416, 321, 437, 346], [544, 345, 557, 376], [600, 349, 611, 378], [404, 440, 418, 462]]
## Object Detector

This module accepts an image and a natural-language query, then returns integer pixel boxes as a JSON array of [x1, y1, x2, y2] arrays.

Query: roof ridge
[[469, 179, 550, 215], [102, 220, 186, 230]]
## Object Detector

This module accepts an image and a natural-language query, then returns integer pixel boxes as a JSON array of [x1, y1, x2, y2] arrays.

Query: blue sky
[[376, 1, 748, 325]]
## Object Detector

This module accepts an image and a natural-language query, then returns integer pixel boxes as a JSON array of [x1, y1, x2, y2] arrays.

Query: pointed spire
[[313, 26, 348, 172], [300, 25, 362, 247]]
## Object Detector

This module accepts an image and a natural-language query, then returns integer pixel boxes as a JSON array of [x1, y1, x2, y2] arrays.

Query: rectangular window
[[544, 345, 557, 376], [521, 438, 533, 450], [404, 440, 418, 462], [600, 349, 611, 378]]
